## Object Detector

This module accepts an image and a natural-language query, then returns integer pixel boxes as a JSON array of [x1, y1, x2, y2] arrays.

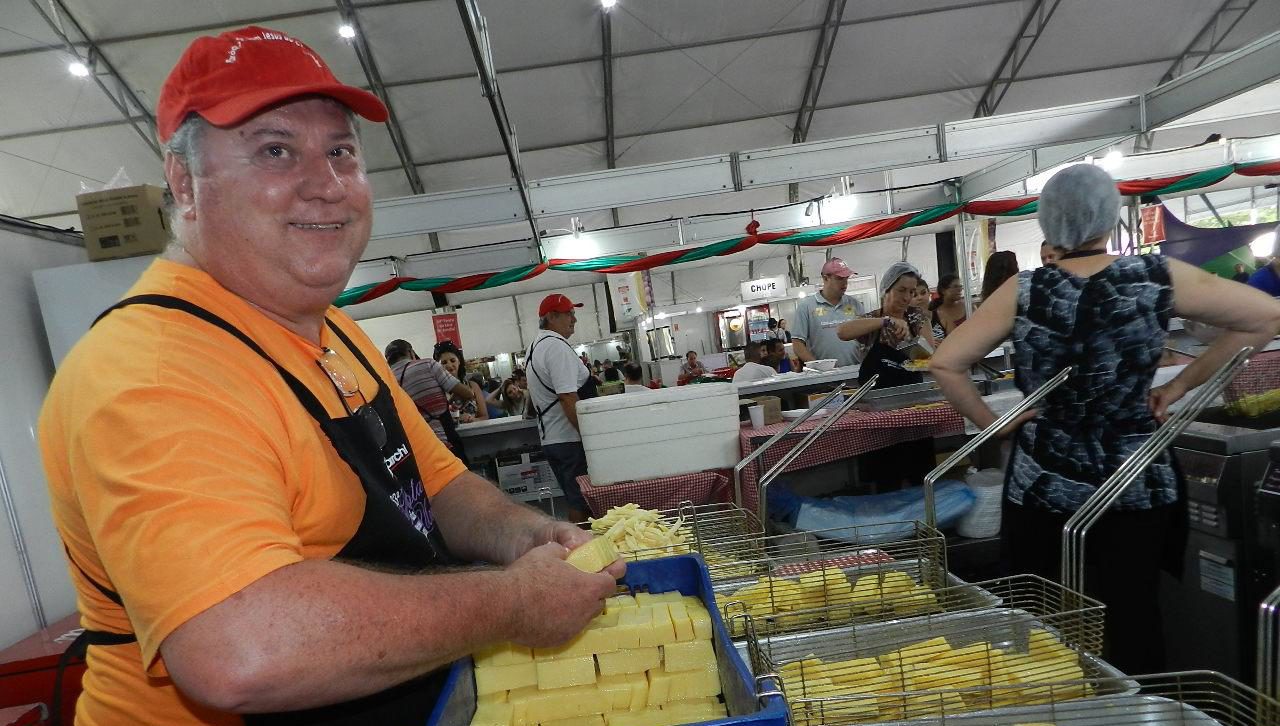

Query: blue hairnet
[[880, 261, 921, 298], [1037, 163, 1120, 250]]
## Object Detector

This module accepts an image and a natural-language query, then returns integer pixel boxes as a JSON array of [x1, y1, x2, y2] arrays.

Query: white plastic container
[[577, 383, 741, 485]]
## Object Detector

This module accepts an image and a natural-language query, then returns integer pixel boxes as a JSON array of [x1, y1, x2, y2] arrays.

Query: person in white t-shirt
[[732, 341, 777, 384], [526, 293, 593, 522], [622, 362, 652, 393]]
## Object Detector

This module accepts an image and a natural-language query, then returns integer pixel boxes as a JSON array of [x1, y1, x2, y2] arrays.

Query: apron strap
[[524, 337, 564, 438]]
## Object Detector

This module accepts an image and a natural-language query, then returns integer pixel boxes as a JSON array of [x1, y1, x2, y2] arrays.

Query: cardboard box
[[76, 184, 171, 261], [494, 451, 559, 498]]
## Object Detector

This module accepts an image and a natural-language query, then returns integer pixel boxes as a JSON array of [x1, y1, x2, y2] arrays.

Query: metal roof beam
[[788, 0, 847, 203], [27, 0, 160, 158], [454, 0, 539, 243], [335, 0, 424, 194], [601, 5, 618, 227], [370, 29, 1280, 240], [960, 28, 1280, 200], [1159, 0, 1259, 84], [973, 0, 1064, 118]]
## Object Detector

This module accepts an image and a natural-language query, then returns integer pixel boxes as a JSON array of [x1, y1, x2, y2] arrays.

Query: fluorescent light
[[601, 0, 617, 7], [695, 306, 703, 313], [797, 290, 808, 298], [338, 24, 356, 39], [655, 312, 667, 320], [1098, 149, 1124, 172], [1252, 230, 1276, 258], [68, 61, 89, 77]]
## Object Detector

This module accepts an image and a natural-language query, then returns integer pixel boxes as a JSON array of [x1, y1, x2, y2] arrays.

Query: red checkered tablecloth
[[737, 403, 965, 508], [578, 468, 735, 517]]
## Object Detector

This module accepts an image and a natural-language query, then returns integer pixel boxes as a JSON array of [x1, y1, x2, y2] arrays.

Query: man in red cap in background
[[525, 293, 597, 523], [790, 257, 867, 369], [39, 27, 621, 725]]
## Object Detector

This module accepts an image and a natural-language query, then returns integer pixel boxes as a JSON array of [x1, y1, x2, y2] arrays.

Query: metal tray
[[743, 608, 1133, 726], [712, 559, 1002, 637], [903, 694, 1230, 725]]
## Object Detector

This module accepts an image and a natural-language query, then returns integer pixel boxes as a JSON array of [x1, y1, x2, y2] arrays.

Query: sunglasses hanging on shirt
[[317, 347, 388, 450]]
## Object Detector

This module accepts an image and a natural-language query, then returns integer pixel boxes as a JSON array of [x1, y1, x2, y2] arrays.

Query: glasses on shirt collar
[[316, 347, 388, 450]]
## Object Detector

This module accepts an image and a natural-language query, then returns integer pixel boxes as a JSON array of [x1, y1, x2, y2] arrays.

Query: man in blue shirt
[[1247, 254, 1280, 297]]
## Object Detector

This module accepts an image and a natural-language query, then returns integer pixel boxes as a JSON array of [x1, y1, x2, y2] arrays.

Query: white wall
[[0, 222, 87, 647]]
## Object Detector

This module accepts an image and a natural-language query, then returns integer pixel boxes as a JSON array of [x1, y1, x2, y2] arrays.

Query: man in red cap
[[790, 257, 868, 368], [39, 27, 621, 725], [524, 293, 596, 523]]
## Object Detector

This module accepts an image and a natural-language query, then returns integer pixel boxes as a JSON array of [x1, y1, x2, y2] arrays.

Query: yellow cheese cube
[[898, 637, 953, 666], [476, 662, 538, 696], [475, 642, 535, 666], [605, 709, 666, 726], [894, 585, 940, 615], [647, 667, 673, 707], [605, 594, 637, 612], [470, 699, 513, 726], [686, 606, 713, 641], [507, 685, 541, 726], [623, 672, 649, 712], [478, 690, 509, 704], [880, 570, 916, 596], [648, 606, 678, 646], [611, 609, 645, 650], [654, 591, 684, 603], [536, 614, 620, 660], [822, 656, 880, 685], [669, 661, 721, 700], [536, 655, 598, 690], [660, 700, 728, 724], [634, 592, 658, 607], [779, 656, 825, 684], [661, 639, 715, 673], [665, 603, 695, 642], [540, 716, 604, 726], [595, 674, 633, 711], [519, 684, 603, 723], [566, 537, 619, 573], [597, 647, 661, 676]]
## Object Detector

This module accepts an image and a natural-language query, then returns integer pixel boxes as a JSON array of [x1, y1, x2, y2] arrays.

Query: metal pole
[[733, 384, 845, 507], [1061, 347, 1252, 593], [956, 215, 976, 317], [1260, 582, 1280, 698], [921, 366, 1071, 527], [756, 375, 878, 524], [0, 451, 47, 629]]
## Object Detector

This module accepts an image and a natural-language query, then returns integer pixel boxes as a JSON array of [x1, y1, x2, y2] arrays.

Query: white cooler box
[[577, 383, 740, 485]]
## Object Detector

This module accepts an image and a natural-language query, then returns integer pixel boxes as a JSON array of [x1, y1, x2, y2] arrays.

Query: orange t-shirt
[[39, 259, 467, 726]]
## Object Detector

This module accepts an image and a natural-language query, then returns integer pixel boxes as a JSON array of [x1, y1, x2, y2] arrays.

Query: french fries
[[588, 505, 691, 559]]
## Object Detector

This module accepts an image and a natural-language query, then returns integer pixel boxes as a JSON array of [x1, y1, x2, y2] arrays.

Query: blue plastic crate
[[426, 554, 787, 726]]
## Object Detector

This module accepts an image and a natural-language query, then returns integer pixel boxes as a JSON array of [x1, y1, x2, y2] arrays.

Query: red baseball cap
[[156, 26, 388, 143], [538, 294, 584, 317], [820, 258, 854, 278]]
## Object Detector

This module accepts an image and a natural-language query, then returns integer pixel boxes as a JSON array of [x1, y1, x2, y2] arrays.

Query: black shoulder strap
[[523, 337, 565, 436], [94, 294, 331, 423]]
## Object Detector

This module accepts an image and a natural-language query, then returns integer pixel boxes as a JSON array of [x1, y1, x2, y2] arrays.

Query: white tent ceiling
[[4, 0, 1280, 248]]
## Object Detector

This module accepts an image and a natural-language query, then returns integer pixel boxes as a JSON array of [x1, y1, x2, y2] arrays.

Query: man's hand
[[542, 520, 594, 551], [1149, 380, 1188, 423], [504, 543, 621, 647]]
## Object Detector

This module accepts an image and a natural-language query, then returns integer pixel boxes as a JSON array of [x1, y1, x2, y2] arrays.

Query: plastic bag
[[771, 480, 975, 545], [79, 167, 133, 195]]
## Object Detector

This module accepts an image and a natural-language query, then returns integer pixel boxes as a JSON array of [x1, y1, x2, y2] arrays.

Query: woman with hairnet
[[930, 163, 1280, 673], [834, 261, 937, 488], [837, 260, 932, 390]]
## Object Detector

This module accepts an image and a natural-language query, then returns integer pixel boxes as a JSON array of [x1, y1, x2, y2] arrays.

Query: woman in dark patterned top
[[931, 163, 1280, 674]]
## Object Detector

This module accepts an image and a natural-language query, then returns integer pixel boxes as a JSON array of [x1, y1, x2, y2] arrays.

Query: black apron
[[526, 335, 596, 438], [54, 295, 454, 725], [857, 333, 924, 390]]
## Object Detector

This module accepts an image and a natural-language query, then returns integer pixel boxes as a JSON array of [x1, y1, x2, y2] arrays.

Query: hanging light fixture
[[68, 61, 89, 77]]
